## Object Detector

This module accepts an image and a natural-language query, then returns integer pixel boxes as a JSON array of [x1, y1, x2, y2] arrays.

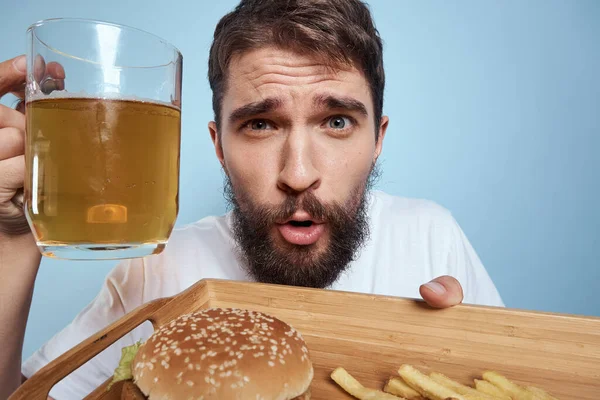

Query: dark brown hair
[[208, 0, 385, 137]]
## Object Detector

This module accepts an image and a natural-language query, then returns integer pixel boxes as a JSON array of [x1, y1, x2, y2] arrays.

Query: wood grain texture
[[9, 297, 171, 400], [10, 279, 600, 400]]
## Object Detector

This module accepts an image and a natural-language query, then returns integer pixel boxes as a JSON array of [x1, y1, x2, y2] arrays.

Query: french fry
[[482, 371, 542, 400], [397, 365, 467, 400], [525, 385, 559, 400], [333, 363, 557, 400], [331, 367, 406, 400], [474, 380, 511, 400], [384, 377, 423, 399], [429, 373, 500, 400]]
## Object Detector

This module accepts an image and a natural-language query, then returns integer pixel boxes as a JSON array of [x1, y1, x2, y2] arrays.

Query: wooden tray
[[11, 279, 600, 399]]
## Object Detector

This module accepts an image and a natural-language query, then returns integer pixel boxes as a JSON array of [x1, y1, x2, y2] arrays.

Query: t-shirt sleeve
[[21, 258, 152, 399], [447, 217, 505, 308]]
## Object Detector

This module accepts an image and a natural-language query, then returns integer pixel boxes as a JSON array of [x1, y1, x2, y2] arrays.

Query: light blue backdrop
[[1, 0, 598, 360]]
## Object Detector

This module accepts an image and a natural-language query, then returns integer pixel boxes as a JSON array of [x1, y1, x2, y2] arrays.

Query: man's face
[[209, 47, 388, 287]]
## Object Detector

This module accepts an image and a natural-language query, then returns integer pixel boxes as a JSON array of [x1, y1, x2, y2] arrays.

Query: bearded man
[[0, 0, 502, 398]]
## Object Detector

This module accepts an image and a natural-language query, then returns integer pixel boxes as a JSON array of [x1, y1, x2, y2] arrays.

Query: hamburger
[[111, 308, 314, 399]]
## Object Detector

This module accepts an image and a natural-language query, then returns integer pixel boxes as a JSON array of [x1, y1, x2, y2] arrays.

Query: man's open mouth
[[288, 220, 315, 227], [277, 215, 325, 246]]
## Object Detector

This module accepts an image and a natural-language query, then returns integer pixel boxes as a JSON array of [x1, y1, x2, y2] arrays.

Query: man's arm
[[0, 57, 41, 399], [0, 55, 63, 399], [0, 55, 42, 398], [0, 232, 42, 399]]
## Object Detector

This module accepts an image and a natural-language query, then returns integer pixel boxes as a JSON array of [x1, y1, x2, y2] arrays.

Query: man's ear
[[374, 115, 389, 162], [209, 121, 226, 169]]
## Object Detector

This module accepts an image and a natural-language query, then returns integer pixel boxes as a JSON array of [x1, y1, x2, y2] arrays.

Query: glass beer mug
[[24, 19, 182, 260]]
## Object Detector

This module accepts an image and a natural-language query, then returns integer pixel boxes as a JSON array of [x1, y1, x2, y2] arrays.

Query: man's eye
[[328, 116, 352, 129], [249, 119, 272, 130]]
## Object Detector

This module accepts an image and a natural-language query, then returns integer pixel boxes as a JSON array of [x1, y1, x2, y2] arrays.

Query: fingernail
[[13, 56, 26, 73], [425, 281, 446, 295], [41, 81, 57, 94]]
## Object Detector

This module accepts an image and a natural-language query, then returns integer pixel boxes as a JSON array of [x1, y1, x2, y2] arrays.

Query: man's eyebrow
[[313, 94, 368, 116], [228, 97, 284, 124]]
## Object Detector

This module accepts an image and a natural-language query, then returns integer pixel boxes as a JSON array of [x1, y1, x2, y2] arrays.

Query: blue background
[[1, 0, 598, 360]]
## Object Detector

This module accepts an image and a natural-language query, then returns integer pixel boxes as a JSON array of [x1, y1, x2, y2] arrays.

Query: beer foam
[[26, 90, 180, 110]]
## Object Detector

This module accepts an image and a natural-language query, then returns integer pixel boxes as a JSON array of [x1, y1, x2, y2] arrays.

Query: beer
[[24, 97, 181, 255]]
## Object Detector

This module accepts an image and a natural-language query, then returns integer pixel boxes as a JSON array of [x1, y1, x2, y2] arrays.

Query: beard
[[224, 163, 380, 289]]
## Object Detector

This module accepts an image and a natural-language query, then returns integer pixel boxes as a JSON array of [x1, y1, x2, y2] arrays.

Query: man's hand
[[0, 55, 65, 236], [0, 55, 29, 235], [419, 276, 464, 308]]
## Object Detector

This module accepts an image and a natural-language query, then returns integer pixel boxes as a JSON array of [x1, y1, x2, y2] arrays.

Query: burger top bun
[[132, 308, 313, 399]]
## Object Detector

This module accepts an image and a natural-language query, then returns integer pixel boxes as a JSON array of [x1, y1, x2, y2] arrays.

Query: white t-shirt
[[22, 191, 503, 399]]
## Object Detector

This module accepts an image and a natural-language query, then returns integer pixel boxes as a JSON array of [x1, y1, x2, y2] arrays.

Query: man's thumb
[[0, 55, 27, 96]]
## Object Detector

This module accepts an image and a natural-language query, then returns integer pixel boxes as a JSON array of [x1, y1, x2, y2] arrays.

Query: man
[[0, 0, 503, 398]]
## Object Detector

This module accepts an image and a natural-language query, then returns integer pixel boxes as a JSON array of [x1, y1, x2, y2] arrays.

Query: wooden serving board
[[11, 279, 600, 399]]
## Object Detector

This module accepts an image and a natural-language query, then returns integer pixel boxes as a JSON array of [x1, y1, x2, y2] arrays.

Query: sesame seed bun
[[132, 308, 314, 399]]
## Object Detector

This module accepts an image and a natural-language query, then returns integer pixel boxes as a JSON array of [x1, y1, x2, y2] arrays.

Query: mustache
[[233, 191, 350, 232], [223, 161, 381, 215]]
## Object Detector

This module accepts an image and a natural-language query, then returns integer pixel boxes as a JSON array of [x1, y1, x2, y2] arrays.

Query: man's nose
[[277, 130, 321, 195]]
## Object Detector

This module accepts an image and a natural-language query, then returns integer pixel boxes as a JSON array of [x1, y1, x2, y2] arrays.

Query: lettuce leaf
[[107, 340, 143, 391]]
